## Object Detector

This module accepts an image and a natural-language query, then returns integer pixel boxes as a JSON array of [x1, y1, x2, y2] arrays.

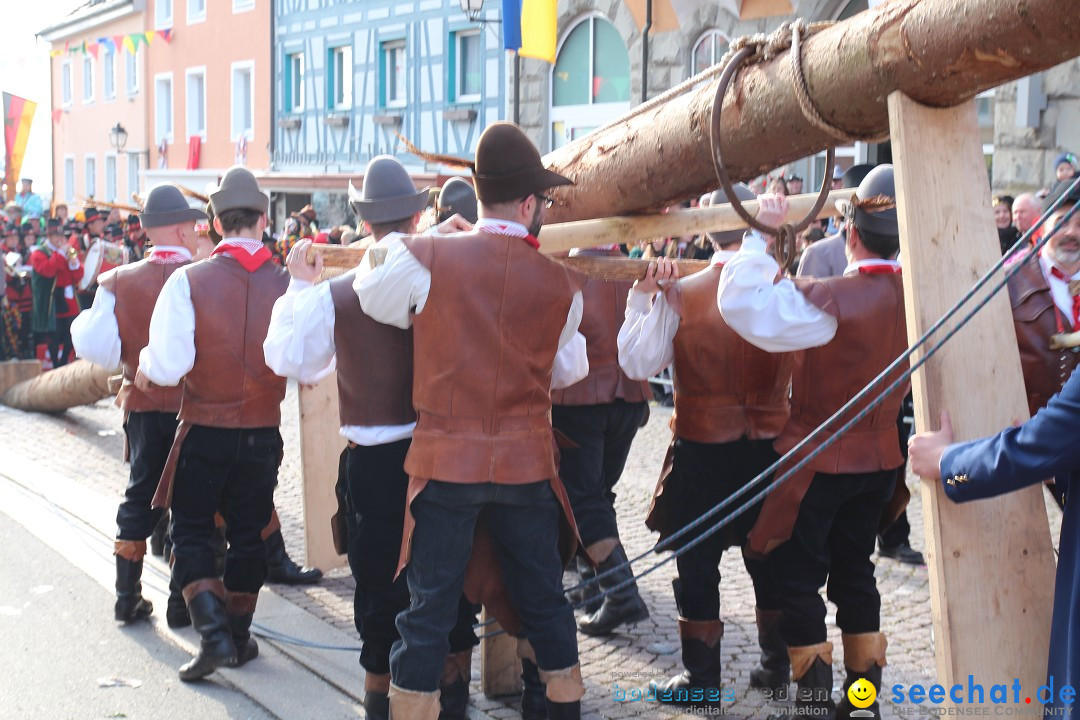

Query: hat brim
[[352, 188, 429, 225], [210, 187, 270, 216], [140, 207, 208, 229], [475, 167, 573, 204]]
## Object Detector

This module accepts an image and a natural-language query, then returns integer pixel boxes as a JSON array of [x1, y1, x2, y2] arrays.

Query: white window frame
[[85, 154, 97, 199], [233, 0, 256, 13], [185, 66, 208, 142], [61, 59, 73, 108], [329, 45, 353, 111], [126, 152, 141, 197], [455, 30, 482, 103], [230, 60, 255, 142], [103, 44, 117, 101], [691, 29, 728, 77], [63, 155, 76, 203], [104, 153, 118, 202], [154, 71, 174, 144], [187, 0, 206, 24], [286, 51, 304, 113], [125, 47, 140, 96], [82, 54, 95, 105], [155, 0, 174, 30], [383, 40, 406, 109]]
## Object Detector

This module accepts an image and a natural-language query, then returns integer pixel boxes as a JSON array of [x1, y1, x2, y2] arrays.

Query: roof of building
[[38, 0, 137, 43]]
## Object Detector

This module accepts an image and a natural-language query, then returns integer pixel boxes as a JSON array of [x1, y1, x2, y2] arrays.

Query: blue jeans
[[390, 480, 578, 692]]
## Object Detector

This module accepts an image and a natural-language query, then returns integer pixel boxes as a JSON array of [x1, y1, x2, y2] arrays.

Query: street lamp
[[109, 123, 128, 154], [459, 0, 485, 22]]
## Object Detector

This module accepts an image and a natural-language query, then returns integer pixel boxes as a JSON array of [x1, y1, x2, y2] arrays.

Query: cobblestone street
[[0, 383, 1063, 719]]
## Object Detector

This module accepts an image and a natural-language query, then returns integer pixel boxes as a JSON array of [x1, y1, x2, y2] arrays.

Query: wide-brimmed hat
[[140, 184, 207, 229], [291, 204, 317, 222], [838, 164, 898, 236], [210, 165, 269, 216], [833, 164, 877, 216], [348, 155, 429, 225], [473, 122, 572, 204], [1044, 177, 1080, 212], [438, 177, 478, 224], [84, 207, 105, 223], [707, 183, 756, 247]]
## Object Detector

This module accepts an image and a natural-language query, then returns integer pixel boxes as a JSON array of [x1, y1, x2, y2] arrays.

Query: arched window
[[691, 29, 729, 76], [550, 16, 630, 150]]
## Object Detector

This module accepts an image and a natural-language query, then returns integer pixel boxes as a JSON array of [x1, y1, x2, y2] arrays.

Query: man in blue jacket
[[909, 370, 1080, 718]]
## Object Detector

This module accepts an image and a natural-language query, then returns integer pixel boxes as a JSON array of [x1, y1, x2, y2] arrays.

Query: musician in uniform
[[264, 156, 478, 720], [30, 218, 84, 367], [618, 185, 792, 703], [71, 184, 208, 625], [718, 166, 909, 719], [136, 166, 288, 681], [76, 207, 107, 308], [355, 123, 589, 720]]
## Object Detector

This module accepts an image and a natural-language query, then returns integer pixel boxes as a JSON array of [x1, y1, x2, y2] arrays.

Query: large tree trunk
[[543, 0, 1080, 223], [1, 360, 114, 413]]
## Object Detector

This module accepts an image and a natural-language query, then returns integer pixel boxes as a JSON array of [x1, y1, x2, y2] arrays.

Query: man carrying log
[[136, 167, 288, 682], [718, 166, 909, 720], [263, 155, 479, 720], [71, 185, 209, 626], [618, 184, 792, 705], [354, 122, 589, 720]]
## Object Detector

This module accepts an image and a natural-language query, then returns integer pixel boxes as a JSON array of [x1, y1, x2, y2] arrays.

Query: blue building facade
[[272, 0, 506, 175]]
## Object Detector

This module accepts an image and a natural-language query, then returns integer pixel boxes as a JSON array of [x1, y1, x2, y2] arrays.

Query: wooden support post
[[297, 373, 348, 571], [480, 610, 521, 698], [890, 92, 1056, 703]]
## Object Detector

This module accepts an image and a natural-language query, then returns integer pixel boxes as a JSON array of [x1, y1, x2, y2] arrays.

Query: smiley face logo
[[847, 678, 877, 709]]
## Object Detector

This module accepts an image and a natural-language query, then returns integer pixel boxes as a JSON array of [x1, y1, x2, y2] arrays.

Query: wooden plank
[[890, 92, 1056, 705], [480, 610, 521, 698], [297, 373, 348, 572]]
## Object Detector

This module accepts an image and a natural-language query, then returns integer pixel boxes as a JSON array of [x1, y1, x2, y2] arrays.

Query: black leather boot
[[179, 581, 237, 682], [166, 574, 191, 628], [363, 673, 391, 720], [521, 658, 548, 720], [652, 618, 724, 706], [149, 511, 169, 557], [787, 647, 837, 720], [835, 632, 886, 720], [749, 608, 790, 696], [543, 699, 580, 720], [115, 543, 153, 623], [438, 650, 471, 720], [565, 556, 601, 614], [225, 591, 259, 668], [576, 543, 648, 636], [264, 529, 323, 585]]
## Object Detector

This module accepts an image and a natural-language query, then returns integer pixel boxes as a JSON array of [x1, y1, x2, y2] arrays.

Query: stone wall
[[992, 58, 1080, 193]]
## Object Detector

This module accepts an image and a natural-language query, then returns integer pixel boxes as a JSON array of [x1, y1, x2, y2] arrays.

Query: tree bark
[[1, 360, 114, 413], [542, 0, 1080, 223]]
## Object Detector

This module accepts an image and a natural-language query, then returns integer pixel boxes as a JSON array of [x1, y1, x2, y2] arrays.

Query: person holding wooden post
[[617, 184, 793, 705], [70, 183, 208, 626], [718, 165, 909, 720], [354, 122, 589, 720], [135, 166, 288, 682], [263, 155, 480, 720]]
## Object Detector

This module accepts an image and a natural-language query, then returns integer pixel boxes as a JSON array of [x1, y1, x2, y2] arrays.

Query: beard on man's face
[[527, 202, 544, 238], [1049, 239, 1080, 267]]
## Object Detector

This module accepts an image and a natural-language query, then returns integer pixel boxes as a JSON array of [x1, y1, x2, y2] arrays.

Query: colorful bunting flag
[[51, 109, 62, 123], [501, 0, 557, 64], [122, 35, 136, 54], [144, 30, 155, 45], [3, 93, 37, 202], [51, 29, 175, 60], [86, 41, 99, 60]]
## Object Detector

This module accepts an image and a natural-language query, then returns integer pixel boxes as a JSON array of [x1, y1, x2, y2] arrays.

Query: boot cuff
[[115, 540, 147, 562], [842, 632, 888, 672], [677, 617, 725, 648], [789, 642, 834, 681], [182, 578, 226, 604], [584, 538, 618, 565], [539, 665, 585, 703], [225, 591, 258, 615], [441, 650, 472, 685], [388, 683, 441, 720]]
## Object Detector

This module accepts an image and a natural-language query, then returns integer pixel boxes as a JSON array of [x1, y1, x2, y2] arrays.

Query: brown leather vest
[[1008, 259, 1080, 416], [550, 249, 650, 407], [99, 260, 186, 414], [401, 231, 584, 484], [775, 272, 908, 473], [328, 270, 416, 427], [179, 255, 289, 428], [668, 264, 793, 444]]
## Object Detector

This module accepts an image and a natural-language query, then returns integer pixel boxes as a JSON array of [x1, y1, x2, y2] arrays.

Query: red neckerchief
[[474, 219, 540, 250], [147, 248, 189, 265], [210, 240, 272, 272], [857, 264, 903, 275], [1048, 264, 1080, 330]]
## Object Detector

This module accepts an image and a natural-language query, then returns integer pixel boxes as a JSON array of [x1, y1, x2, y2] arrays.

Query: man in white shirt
[[264, 156, 478, 720], [71, 184, 208, 627], [718, 166, 909, 720], [354, 123, 589, 720]]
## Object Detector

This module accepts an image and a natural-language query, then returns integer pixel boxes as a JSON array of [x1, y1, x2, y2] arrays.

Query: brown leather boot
[[836, 632, 886, 720], [786, 643, 836, 720], [225, 591, 259, 667], [539, 665, 584, 720], [179, 579, 237, 681]]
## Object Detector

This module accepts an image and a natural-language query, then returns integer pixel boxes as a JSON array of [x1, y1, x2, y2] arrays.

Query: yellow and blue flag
[[502, 0, 557, 64]]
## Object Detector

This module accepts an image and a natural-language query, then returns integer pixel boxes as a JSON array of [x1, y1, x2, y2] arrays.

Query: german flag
[[4, 93, 37, 202]]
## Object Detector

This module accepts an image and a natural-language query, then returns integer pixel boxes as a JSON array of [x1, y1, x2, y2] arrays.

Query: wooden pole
[[890, 92, 1055, 704], [1, 359, 113, 413], [541, 0, 1080, 223]]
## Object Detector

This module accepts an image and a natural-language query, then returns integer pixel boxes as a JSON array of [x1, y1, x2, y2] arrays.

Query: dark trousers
[[116, 411, 178, 541], [551, 401, 648, 548], [48, 315, 75, 367], [343, 441, 477, 676], [170, 425, 279, 594], [770, 469, 897, 647], [668, 437, 779, 620], [391, 480, 577, 692]]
